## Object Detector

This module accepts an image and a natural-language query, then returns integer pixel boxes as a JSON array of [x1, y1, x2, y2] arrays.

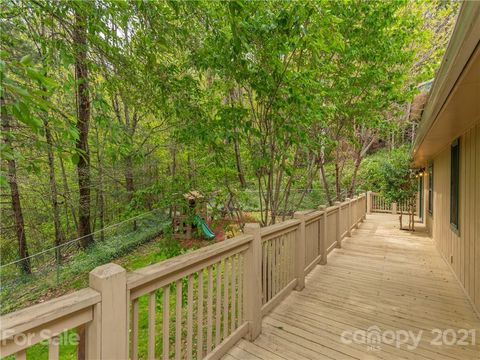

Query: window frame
[[428, 163, 433, 216], [450, 138, 460, 232]]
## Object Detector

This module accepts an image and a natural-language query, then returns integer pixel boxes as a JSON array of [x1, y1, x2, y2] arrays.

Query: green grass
[[15, 240, 238, 360]]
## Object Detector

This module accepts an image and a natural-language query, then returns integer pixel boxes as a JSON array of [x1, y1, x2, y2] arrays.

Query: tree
[[379, 146, 417, 230], [72, 6, 93, 248], [1, 97, 31, 274]]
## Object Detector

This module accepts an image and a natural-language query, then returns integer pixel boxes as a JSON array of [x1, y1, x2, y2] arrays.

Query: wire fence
[[0, 207, 171, 314]]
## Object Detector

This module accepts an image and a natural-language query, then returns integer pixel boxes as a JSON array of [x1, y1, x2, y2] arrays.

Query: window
[[450, 139, 460, 231], [428, 163, 433, 215]]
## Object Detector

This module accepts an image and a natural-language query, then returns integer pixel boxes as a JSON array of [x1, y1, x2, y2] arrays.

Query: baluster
[[223, 257, 230, 339], [282, 235, 287, 287], [230, 255, 236, 333], [187, 275, 194, 359], [289, 233, 293, 279], [197, 270, 204, 360], [279, 236, 284, 289], [162, 285, 170, 360], [49, 336, 59, 360], [206, 266, 213, 353], [131, 298, 139, 360], [276, 237, 280, 292], [175, 280, 182, 360], [262, 242, 267, 304], [268, 240, 272, 301], [215, 261, 222, 346], [237, 253, 243, 326], [148, 291, 156, 360], [273, 238, 278, 297]]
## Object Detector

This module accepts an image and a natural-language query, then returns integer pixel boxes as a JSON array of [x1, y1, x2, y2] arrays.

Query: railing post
[[392, 202, 397, 215], [318, 206, 327, 265], [243, 223, 262, 341], [88, 263, 128, 360], [293, 212, 306, 290], [334, 201, 341, 248], [345, 198, 352, 237], [366, 191, 372, 214]]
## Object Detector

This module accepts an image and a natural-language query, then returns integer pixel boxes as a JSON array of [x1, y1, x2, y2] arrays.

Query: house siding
[[425, 123, 480, 314]]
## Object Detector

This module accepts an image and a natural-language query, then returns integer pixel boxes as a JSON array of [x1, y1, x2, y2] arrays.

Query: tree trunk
[[44, 120, 66, 259], [124, 154, 135, 201], [233, 130, 247, 188], [231, 87, 247, 188], [94, 125, 105, 241], [58, 151, 78, 232], [124, 154, 137, 231], [73, 10, 93, 248], [1, 98, 31, 274], [39, 22, 65, 258], [318, 152, 332, 205], [348, 155, 361, 198], [335, 162, 341, 201]]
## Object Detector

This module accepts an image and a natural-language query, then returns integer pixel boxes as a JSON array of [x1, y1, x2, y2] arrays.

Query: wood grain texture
[[222, 213, 480, 360]]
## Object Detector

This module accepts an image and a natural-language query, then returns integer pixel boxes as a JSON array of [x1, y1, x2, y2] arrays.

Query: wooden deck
[[223, 213, 480, 360]]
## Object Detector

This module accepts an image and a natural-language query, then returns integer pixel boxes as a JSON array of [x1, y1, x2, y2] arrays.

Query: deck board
[[223, 214, 480, 360]]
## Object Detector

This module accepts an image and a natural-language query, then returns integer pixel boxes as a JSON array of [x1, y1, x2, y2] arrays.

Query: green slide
[[194, 214, 216, 240]]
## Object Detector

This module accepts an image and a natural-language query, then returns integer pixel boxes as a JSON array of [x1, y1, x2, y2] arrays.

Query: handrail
[[0, 288, 100, 358], [259, 218, 300, 238], [0, 288, 100, 340], [127, 234, 252, 294]]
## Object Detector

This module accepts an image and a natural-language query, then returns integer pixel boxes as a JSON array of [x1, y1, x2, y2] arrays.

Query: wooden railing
[[0, 288, 100, 359], [126, 234, 251, 360], [0, 195, 367, 360], [367, 191, 418, 215]]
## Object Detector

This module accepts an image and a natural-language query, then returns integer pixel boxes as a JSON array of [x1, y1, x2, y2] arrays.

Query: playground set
[[171, 191, 216, 240]]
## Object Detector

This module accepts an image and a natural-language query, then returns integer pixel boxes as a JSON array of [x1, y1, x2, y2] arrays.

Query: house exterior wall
[[424, 123, 480, 314]]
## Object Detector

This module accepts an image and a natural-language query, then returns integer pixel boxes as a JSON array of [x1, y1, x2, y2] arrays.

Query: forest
[[1, 0, 458, 312]]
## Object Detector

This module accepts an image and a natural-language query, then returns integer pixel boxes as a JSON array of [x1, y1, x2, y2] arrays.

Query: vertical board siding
[[429, 123, 479, 314]]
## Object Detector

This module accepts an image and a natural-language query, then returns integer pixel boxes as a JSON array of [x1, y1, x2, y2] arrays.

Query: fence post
[[366, 191, 372, 214], [293, 212, 306, 290], [392, 202, 397, 215], [345, 198, 352, 237], [243, 223, 262, 341], [334, 201, 341, 248], [88, 263, 128, 360], [318, 206, 327, 265]]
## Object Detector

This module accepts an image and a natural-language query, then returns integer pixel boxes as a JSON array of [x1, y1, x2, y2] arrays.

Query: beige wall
[[425, 123, 480, 314]]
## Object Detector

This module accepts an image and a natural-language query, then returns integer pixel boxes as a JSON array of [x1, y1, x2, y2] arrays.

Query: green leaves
[[20, 54, 33, 66], [379, 146, 416, 204], [11, 101, 42, 130]]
